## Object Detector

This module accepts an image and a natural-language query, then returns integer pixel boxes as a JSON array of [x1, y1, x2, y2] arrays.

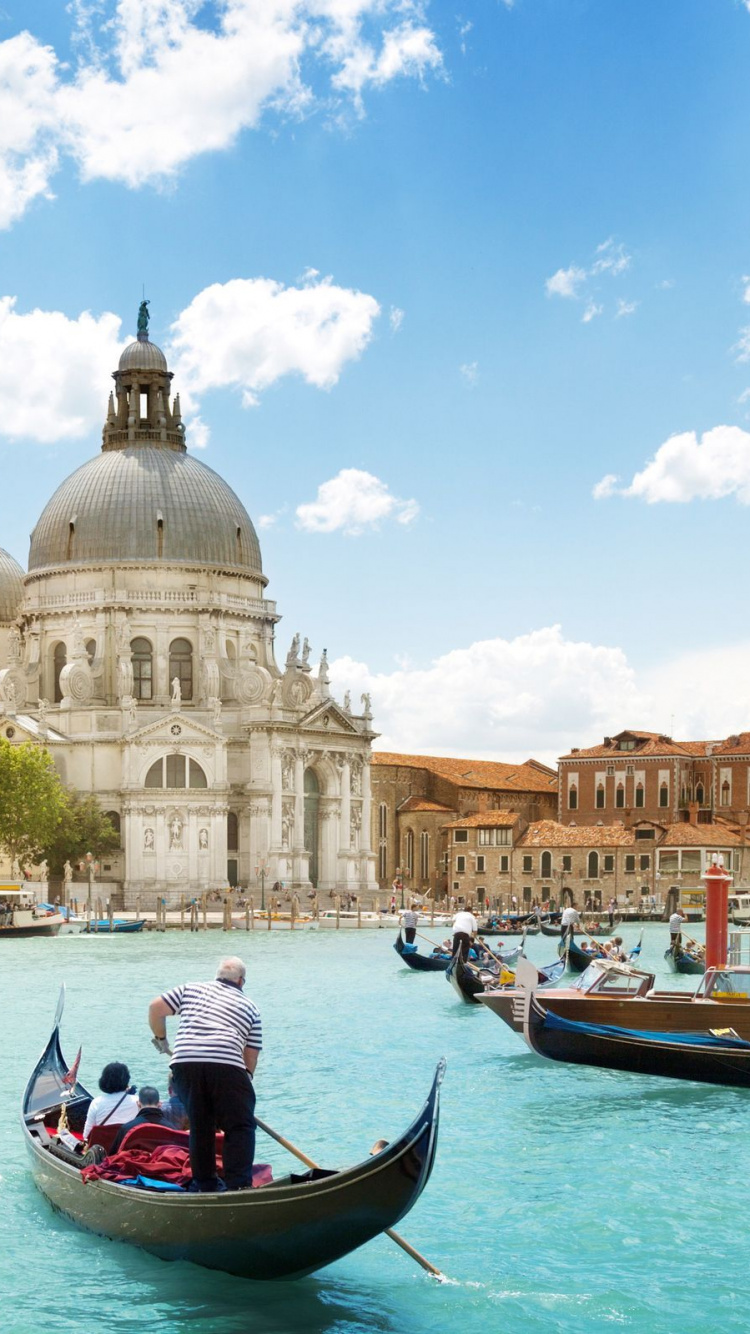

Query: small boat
[[22, 989, 445, 1281], [0, 889, 64, 938], [729, 891, 750, 926], [536, 913, 564, 938], [521, 985, 750, 1088], [85, 917, 146, 934], [394, 930, 450, 973], [37, 904, 86, 936], [664, 944, 705, 976], [317, 909, 386, 930], [480, 914, 540, 937], [559, 934, 607, 974], [446, 951, 566, 1006]]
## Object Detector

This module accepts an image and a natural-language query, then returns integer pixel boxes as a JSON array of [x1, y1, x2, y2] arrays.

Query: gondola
[[664, 944, 705, 976], [536, 913, 563, 938], [522, 988, 750, 1087], [22, 989, 445, 1281], [446, 951, 566, 1006], [480, 915, 540, 937], [558, 934, 606, 974], [394, 930, 450, 972]]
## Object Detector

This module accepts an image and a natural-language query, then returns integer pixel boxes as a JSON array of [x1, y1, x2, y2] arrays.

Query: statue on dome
[[137, 299, 150, 336], [318, 649, 330, 685], [302, 637, 311, 664], [286, 633, 300, 668]]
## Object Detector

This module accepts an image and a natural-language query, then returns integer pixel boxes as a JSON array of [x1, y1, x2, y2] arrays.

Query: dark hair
[[138, 1085, 160, 1106], [98, 1061, 130, 1094]]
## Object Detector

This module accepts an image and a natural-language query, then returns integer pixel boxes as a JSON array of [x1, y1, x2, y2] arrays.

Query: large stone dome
[[0, 546, 23, 622], [28, 448, 263, 575]]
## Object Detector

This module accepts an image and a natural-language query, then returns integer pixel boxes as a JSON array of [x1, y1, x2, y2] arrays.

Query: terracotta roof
[[714, 733, 750, 756], [519, 820, 635, 848], [398, 796, 455, 814], [659, 823, 741, 847], [560, 735, 715, 760], [441, 810, 521, 830], [372, 751, 557, 793]]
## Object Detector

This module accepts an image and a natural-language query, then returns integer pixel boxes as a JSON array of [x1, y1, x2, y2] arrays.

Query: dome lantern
[[105, 302, 182, 454]]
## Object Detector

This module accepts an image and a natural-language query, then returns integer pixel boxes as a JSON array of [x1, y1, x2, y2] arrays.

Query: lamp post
[[255, 861, 268, 912]]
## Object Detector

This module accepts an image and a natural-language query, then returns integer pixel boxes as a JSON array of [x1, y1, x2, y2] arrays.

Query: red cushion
[[87, 1124, 123, 1152]]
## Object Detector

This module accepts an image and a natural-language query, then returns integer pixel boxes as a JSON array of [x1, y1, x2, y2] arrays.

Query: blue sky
[[2, 0, 750, 761]]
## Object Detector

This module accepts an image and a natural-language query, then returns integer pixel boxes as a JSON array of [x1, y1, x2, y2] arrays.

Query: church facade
[[0, 311, 377, 906]]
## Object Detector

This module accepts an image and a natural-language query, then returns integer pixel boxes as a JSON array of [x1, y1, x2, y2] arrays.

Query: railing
[[25, 589, 276, 616]]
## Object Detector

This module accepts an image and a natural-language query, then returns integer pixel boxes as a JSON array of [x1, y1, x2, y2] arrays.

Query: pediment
[[299, 700, 362, 736], [126, 712, 224, 746], [0, 712, 67, 744]]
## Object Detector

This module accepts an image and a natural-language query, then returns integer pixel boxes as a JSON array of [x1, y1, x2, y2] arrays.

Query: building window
[[619, 739, 636, 751], [522, 854, 533, 873], [659, 783, 669, 808], [562, 855, 572, 872], [420, 832, 430, 880], [169, 638, 193, 701], [540, 851, 552, 879], [615, 785, 625, 809], [659, 851, 678, 873], [681, 850, 700, 873], [227, 811, 239, 851], [145, 754, 207, 788], [635, 784, 644, 808], [379, 804, 387, 838], [105, 811, 121, 848], [568, 785, 578, 810], [625, 854, 635, 873], [456, 855, 466, 873], [476, 854, 486, 873], [454, 830, 468, 843], [696, 783, 705, 805], [721, 781, 731, 807], [639, 854, 650, 871], [500, 855, 509, 873], [603, 854, 615, 873], [404, 830, 414, 876], [595, 785, 605, 810], [53, 641, 66, 703], [587, 851, 599, 879], [131, 637, 153, 701], [635, 828, 655, 840]]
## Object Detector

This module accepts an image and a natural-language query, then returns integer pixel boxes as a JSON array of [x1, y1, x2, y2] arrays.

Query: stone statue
[[7, 626, 21, 663], [361, 692, 372, 716], [38, 859, 48, 882], [204, 625, 216, 654], [127, 697, 138, 731], [72, 619, 86, 658], [343, 691, 351, 712], [171, 676, 181, 705], [38, 697, 49, 724], [169, 816, 182, 850], [209, 695, 222, 725], [5, 678, 16, 706], [286, 633, 300, 667], [116, 620, 130, 652], [137, 299, 150, 336], [302, 637, 311, 664], [199, 828, 209, 849], [144, 827, 154, 851], [63, 860, 73, 884], [318, 648, 330, 685]]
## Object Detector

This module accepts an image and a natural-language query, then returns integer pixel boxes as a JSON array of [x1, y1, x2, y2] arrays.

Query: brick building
[[370, 752, 557, 896]]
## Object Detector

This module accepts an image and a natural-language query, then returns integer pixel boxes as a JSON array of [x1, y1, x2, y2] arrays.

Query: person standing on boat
[[452, 907, 478, 960], [148, 956, 262, 1193], [607, 897, 616, 928], [401, 902, 419, 944], [669, 907, 686, 949], [560, 902, 580, 941]]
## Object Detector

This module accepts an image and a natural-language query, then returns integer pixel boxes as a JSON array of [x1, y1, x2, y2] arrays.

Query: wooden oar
[[255, 1114, 444, 1278]]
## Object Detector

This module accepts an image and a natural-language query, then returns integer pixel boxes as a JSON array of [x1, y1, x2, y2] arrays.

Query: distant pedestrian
[[608, 897, 616, 927]]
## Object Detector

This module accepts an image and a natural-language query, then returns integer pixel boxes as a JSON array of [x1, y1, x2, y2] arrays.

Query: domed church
[[0, 307, 377, 906]]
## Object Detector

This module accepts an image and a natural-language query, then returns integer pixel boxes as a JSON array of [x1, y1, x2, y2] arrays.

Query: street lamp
[[255, 861, 268, 912]]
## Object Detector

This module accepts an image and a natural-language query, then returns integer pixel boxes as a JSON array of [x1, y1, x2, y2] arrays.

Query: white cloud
[[0, 0, 442, 228], [389, 305, 404, 334], [591, 237, 631, 277], [656, 278, 675, 290], [169, 274, 380, 410], [734, 326, 750, 363], [459, 360, 479, 386], [545, 265, 587, 300], [0, 297, 126, 442], [615, 298, 638, 318], [329, 626, 647, 765], [295, 468, 419, 535], [582, 301, 602, 324], [742, 275, 750, 304], [594, 424, 750, 505]]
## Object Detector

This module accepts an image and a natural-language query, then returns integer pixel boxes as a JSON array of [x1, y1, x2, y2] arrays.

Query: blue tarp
[[542, 1008, 750, 1049]]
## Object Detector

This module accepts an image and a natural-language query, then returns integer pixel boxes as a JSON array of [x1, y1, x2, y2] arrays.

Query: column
[[293, 751, 305, 851], [339, 757, 351, 854], [360, 759, 372, 853], [270, 747, 282, 850]]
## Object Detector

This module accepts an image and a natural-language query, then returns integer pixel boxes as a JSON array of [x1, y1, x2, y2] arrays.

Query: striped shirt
[[162, 979, 262, 1071]]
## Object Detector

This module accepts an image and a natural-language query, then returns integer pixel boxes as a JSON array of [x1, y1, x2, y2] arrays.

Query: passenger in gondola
[[110, 1086, 168, 1152], [82, 1062, 139, 1143], [162, 1073, 189, 1130]]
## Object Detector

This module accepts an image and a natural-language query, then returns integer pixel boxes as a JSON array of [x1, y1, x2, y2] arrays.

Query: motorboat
[[0, 888, 64, 938]]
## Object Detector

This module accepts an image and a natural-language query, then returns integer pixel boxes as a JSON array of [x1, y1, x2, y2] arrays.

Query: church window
[[540, 851, 552, 879], [404, 829, 414, 876], [139, 389, 148, 419], [420, 831, 430, 880], [189, 759, 208, 788], [145, 758, 163, 787], [228, 812, 239, 850], [166, 754, 186, 787], [236, 526, 243, 563], [144, 754, 208, 788], [157, 516, 164, 559], [587, 851, 599, 879], [53, 642, 66, 703], [170, 638, 193, 701], [66, 522, 75, 561], [132, 638, 153, 701], [378, 802, 387, 881]]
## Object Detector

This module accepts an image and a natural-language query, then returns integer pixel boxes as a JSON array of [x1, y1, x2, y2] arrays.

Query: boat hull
[[479, 987, 750, 1038], [0, 920, 63, 938], [394, 932, 450, 972]]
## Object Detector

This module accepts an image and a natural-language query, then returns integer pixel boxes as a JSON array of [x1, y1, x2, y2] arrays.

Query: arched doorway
[[304, 769, 320, 886]]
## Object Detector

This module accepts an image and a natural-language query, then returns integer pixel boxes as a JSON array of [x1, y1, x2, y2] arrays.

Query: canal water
[[2, 921, 748, 1333]]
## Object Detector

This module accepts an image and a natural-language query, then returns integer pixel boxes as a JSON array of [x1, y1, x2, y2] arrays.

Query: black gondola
[[664, 945, 706, 976], [394, 930, 450, 972], [22, 989, 445, 1281], [479, 915, 540, 937], [446, 951, 566, 1006], [537, 913, 563, 938], [558, 934, 606, 973], [522, 989, 750, 1087]]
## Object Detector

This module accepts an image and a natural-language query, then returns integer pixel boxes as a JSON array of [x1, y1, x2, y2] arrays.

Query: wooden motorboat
[[664, 944, 705, 976], [394, 930, 450, 972], [22, 990, 445, 1281], [521, 986, 750, 1088], [0, 889, 63, 938], [479, 958, 750, 1040]]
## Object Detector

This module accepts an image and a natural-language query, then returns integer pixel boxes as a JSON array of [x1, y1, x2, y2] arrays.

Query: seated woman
[[82, 1062, 139, 1144]]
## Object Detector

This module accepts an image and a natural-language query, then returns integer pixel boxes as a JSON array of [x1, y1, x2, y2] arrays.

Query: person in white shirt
[[400, 903, 419, 944], [669, 908, 686, 949], [452, 908, 478, 960], [560, 904, 580, 940], [82, 1061, 139, 1143]]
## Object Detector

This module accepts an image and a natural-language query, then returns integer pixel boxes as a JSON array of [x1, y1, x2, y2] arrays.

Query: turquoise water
[[2, 922, 749, 1334]]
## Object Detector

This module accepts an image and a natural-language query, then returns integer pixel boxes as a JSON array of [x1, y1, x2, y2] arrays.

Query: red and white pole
[[702, 856, 732, 970]]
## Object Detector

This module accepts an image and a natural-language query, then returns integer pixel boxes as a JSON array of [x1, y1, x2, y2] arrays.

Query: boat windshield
[[571, 961, 607, 991], [701, 969, 750, 1000], [572, 960, 652, 995]]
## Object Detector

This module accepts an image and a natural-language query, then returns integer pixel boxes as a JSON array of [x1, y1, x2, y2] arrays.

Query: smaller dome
[[119, 337, 168, 374], [0, 547, 24, 623]]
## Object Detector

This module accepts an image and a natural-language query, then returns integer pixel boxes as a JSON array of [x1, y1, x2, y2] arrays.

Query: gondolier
[[148, 955, 262, 1193], [400, 903, 419, 944], [452, 907, 478, 960], [560, 903, 580, 940], [669, 907, 686, 947]]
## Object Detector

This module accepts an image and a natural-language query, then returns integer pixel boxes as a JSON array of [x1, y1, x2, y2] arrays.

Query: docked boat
[[394, 931, 450, 972], [479, 957, 750, 1039], [521, 983, 750, 1088], [729, 892, 750, 926], [37, 904, 86, 936], [317, 909, 387, 930], [0, 889, 64, 938], [664, 943, 705, 975], [22, 989, 445, 1281], [84, 917, 146, 934]]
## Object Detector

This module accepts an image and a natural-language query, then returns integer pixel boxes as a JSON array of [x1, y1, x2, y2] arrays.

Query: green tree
[[0, 737, 66, 869], [42, 790, 120, 875]]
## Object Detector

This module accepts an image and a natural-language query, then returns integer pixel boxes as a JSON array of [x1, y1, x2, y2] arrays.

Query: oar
[[254, 1114, 444, 1279]]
